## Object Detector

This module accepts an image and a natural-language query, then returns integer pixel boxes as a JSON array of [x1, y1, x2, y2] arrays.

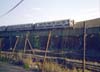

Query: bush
[[40, 61, 67, 72], [23, 63, 30, 70]]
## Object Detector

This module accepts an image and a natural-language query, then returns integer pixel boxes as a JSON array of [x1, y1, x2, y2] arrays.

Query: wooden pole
[[42, 31, 51, 72], [12, 36, 19, 55], [27, 39, 34, 54], [0, 38, 2, 55], [83, 21, 86, 72], [24, 32, 34, 54], [24, 32, 29, 54], [0, 38, 2, 49], [43, 31, 51, 63]]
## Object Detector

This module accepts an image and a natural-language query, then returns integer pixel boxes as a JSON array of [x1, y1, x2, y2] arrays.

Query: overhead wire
[[0, 0, 24, 18]]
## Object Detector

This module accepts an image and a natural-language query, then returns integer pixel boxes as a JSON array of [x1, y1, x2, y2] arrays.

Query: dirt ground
[[0, 62, 33, 72]]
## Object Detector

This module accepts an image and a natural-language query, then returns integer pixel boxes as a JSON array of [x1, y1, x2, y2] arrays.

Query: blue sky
[[0, 0, 100, 26]]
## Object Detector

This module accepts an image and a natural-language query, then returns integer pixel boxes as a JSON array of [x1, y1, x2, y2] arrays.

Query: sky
[[0, 0, 100, 26]]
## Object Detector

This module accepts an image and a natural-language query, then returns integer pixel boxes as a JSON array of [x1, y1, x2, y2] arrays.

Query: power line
[[0, 0, 24, 18]]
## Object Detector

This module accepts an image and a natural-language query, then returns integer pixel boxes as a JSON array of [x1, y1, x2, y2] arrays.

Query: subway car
[[34, 19, 74, 30]]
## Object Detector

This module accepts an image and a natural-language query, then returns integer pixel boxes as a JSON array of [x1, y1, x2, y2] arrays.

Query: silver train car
[[0, 19, 74, 31], [6, 23, 33, 31], [34, 19, 74, 30], [0, 26, 6, 31]]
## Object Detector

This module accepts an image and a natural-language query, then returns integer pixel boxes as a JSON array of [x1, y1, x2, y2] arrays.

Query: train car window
[[37, 26, 44, 27], [52, 22, 55, 24], [38, 24, 42, 26], [59, 21, 63, 24], [46, 26, 53, 27], [48, 22, 51, 25], [62, 21, 66, 24], [64, 24, 69, 26], [55, 25, 62, 26], [55, 22, 59, 24]]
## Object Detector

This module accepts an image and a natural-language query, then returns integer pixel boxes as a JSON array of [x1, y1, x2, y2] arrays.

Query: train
[[6, 24, 33, 31], [0, 26, 6, 31], [0, 19, 74, 32], [34, 20, 74, 29]]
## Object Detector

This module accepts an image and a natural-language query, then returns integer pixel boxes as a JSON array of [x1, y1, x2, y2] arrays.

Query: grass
[[23, 63, 30, 70], [41, 61, 67, 72], [34, 61, 91, 72], [0, 52, 92, 72], [0, 56, 92, 72]]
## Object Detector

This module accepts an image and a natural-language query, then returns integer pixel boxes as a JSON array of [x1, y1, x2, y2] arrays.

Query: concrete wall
[[74, 18, 100, 28]]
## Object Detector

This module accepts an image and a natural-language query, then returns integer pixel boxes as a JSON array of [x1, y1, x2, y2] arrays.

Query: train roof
[[35, 19, 70, 24]]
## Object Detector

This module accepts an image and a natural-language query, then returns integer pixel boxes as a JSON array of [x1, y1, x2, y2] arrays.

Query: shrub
[[23, 63, 30, 70]]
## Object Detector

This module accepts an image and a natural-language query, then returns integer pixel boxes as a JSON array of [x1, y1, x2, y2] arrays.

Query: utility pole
[[83, 21, 86, 72]]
